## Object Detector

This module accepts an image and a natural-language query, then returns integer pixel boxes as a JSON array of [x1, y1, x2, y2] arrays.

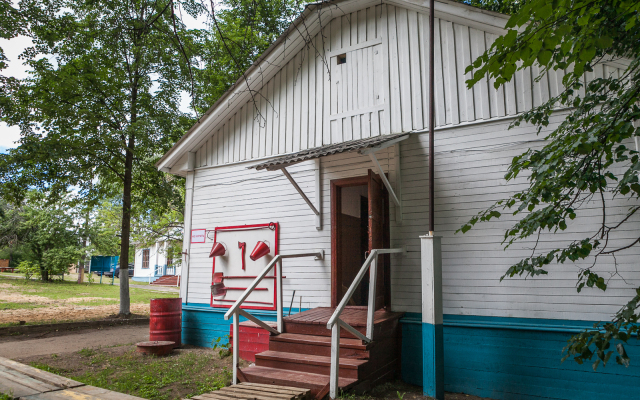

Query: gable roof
[[157, 0, 509, 174]]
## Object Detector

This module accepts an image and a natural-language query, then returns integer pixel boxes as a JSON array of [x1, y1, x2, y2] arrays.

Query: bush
[[17, 261, 40, 279]]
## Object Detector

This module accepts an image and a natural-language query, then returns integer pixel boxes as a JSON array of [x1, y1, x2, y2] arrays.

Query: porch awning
[[249, 132, 411, 171]]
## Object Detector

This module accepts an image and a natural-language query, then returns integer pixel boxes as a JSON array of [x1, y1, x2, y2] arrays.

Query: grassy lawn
[[25, 346, 232, 400], [0, 276, 177, 304]]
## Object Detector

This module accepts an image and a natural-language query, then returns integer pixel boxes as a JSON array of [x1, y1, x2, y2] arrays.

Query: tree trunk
[[119, 135, 134, 316], [78, 214, 88, 284]]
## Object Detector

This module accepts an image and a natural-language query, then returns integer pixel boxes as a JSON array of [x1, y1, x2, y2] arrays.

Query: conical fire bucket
[[209, 242, 226, 258], [250, 240, 271, 261]]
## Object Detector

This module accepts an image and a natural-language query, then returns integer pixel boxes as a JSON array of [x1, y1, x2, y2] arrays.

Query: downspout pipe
[[428, 0, 435, 235]]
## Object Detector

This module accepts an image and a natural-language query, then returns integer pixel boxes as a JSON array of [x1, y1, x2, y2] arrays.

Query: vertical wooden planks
[[285, 60, 295, 152], [317, 31, 326, 147], [211, 129, 218, 165], [408, 10, 423, 130], [441, 20, 459, 125], [272, 72, 281, 155], [485, 34, 506, 118], [235, 111, 242, 162], [252, 92, 261, 159], [265, 78, 274, 157], [293, 52, 302, 152], [279, 67, 288, 154], [396, 7, 412, 132], [387, 5, 402, 133], [308, 42, 317, 148], [418, 12, 429, 129], [470, 28, 490, 120], [239, 106, 246, 162], [532, 64, 550, 108], [433, 18, 446, 126], [300, 46, 310, 150], [455, 23, 474, 122], [378, 4, 391, 135], [358, 9, 367, 43], [323, 24, 333, 145], [245, 101, 254, 160], [228, 116, 235, 164]]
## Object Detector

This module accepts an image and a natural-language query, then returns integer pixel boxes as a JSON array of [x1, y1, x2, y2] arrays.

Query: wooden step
[[269, 333, 370, 358], [188, 382, 310, 400], [239, 366, 357, 397], [282, 308, 403, 338], [255, 351, 367, 379]]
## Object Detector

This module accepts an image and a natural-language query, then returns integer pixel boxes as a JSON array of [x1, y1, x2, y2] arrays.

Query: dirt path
[[0, 324, 149, 360], [0, 303, 152, 324]]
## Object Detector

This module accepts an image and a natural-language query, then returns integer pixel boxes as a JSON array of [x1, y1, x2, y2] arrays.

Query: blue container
[[89, 256, 120, 275]]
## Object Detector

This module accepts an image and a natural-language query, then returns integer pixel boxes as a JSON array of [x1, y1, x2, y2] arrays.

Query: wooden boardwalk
[[188, 383, 310, 400], [0, 356, 310, 400], [0, 356, 147, 400]]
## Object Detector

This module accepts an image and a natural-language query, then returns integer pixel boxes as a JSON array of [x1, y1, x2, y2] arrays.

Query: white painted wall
[[189, 4, 625, 171], [134, 241, 176, 279], [184, 112, 640, 322]]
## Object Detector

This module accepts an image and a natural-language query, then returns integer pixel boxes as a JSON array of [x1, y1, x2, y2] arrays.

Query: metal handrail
[[148, 264, 164, 284], [326, 247, 405, 399], [224, 250, 324, 385]]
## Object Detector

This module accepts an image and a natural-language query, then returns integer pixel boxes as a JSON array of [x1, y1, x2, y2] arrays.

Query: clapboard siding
[[190, 3, 625, 170], [186, 113, 640, 320], [392, 112, 640, 318], [186, 148, 397, 308]]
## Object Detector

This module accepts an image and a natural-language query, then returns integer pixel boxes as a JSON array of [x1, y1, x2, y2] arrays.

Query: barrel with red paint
[[150, 298, 182, 348]]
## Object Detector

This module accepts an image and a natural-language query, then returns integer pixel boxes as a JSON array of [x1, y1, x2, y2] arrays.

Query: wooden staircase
[[238, 307, 403, 398], [150, 275, 179, 286]]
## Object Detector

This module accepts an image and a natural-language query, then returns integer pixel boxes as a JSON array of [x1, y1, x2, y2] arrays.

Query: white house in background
[[133, 241, 180, 284], [157, 0, 639, 399]]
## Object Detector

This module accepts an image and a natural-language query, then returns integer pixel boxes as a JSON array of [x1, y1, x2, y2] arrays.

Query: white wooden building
[[132, 241, 180, 283], [158, 0, 640, 399]]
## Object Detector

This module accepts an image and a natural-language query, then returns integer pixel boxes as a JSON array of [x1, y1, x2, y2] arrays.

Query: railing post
[[276, 258, 283, 332], [366, 253, 378, 339], [232, 312, 239, 385], [329, 322, 340, 399]]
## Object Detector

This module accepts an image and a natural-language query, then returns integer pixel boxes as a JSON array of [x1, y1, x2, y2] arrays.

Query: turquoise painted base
[[422, 322, 444, 400], [400, 314, 640, 400], [181, 303, 306, 348]]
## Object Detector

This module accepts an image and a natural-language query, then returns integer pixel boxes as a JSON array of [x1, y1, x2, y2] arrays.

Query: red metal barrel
[[150, 298, 182, 347]]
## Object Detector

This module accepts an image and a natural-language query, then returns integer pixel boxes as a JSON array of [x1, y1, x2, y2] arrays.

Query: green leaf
[[537, 50, 553, 66]]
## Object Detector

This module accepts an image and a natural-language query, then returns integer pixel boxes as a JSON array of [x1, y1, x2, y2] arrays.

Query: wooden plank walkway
[[0, 356, 144, 400], [188, 383, 310, 400], [0, 357, 310, 400]]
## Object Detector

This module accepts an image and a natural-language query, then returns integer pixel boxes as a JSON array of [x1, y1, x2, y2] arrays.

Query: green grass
[[0, 300, 47, 310], [0, 276, 178, 304], [31, 349, 230, 400], [0, 392, 13, 400]]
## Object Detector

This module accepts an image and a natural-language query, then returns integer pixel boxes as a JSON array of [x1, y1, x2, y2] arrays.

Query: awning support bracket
[[367, 151, 402, 223], [281, 162, 322, 230]]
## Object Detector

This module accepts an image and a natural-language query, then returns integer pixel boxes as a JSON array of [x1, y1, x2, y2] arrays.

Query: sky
[[0, 7, 207, 154]]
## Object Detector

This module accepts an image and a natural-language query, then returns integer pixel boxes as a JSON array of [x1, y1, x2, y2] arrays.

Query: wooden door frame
[[331, 176, 369, 308]]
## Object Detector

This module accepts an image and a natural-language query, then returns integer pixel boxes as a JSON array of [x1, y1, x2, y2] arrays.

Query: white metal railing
[[326, 248, 405, 399], [148, 264, 164, 284], [224, 250, 324, 385]]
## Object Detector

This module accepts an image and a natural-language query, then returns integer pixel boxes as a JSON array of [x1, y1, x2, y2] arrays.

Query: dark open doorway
[[330, 171, 390, 309]]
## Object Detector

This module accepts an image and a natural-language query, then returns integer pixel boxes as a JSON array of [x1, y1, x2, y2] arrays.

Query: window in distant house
[[166, 253, 173, 267], [142, 249, 150, 269]]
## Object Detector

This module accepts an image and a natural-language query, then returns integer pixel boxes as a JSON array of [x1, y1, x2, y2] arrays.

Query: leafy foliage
[[195, 0, 308, 111], [0, 192, 81, 280], [461, 0, 640, 369], [0, 0, 197, 313]]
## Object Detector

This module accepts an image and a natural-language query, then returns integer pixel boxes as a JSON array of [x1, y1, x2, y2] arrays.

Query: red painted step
[[150, 275, 180, 286], [238, 307, 403, 397], [239, 366, 357, 397], [269, 333, 370, 358], [255, 351, 367, 379]]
